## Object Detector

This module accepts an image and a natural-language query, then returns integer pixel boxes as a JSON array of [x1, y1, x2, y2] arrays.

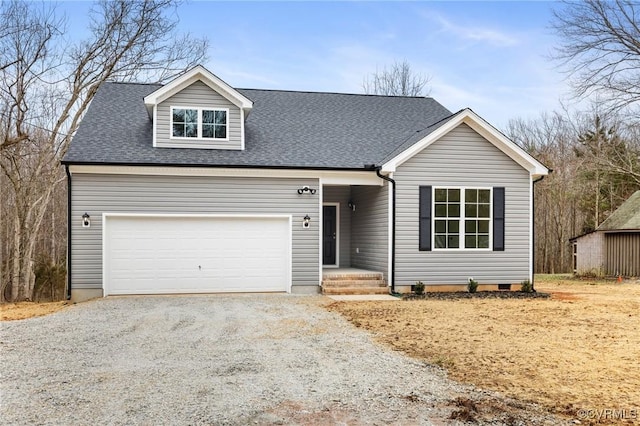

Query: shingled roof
[[597, 190, 640, 231], [62, 81, 454, 169]]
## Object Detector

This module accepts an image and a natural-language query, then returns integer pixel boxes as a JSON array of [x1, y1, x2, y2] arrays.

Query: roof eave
[[60, 159, 375, 172]]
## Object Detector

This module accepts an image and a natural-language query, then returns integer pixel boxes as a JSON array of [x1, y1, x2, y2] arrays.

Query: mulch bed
[[403, 291, 551, 300]]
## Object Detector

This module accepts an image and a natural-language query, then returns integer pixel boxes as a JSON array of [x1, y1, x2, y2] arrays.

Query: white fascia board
[[152, 105, 157, 147], [381, 109, 549, 178], [143, 65, 253, 114], [69, 165, 383, 186], [240, 108, 245, 150]]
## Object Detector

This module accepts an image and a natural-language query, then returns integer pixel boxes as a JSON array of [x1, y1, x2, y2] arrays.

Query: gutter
[[60, 160, 376, 172], [371, 166, 399, 295], [65, 165, 72, 300]]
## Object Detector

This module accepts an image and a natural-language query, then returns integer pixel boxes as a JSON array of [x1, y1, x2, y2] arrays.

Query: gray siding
[[394, 123, 531, 285], [71, 173, 319, 290], [350, 184, 389, 278], [605, 233, 639, 276], [157, 81, 243, 150], [323, 186, 352, 267]]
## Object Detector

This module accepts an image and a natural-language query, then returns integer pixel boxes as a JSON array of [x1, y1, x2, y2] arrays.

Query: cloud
[[429, 12, 520, 47]]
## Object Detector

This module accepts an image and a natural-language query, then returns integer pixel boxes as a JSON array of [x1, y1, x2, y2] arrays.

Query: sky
[[59, 1, 571, 129]]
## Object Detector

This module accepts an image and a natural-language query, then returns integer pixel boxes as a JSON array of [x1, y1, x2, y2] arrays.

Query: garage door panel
[[104, 216, 290, 295]]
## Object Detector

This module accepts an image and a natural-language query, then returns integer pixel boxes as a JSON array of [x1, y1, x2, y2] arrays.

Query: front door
[[323, 205, 337, 265]]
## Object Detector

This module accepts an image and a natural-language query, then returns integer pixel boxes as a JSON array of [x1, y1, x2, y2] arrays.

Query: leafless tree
[[552, 0, 640, 113], [363, 60, 431, 96], [507, 107, 640, 274], [0, 0, 208, 301]]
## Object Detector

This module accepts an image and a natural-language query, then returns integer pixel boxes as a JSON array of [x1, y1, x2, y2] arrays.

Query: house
[[62, 65, 549, 301], [571, 190, 640, 277]]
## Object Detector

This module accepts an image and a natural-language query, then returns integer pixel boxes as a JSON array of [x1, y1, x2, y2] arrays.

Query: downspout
[[65, 165, 72, 301], [531, 174, 546, 293], [373, 166, 399, 295]]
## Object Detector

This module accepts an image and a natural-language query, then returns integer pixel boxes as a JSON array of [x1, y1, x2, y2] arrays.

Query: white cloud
[[427, 11, 520, 47]]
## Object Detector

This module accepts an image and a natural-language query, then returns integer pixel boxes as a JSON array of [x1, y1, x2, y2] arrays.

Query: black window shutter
[[419, 186, 432, 251], [493, 187, 505, 251]]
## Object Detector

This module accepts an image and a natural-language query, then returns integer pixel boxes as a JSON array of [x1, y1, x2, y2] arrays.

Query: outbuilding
[[571, 190, 640, 277]]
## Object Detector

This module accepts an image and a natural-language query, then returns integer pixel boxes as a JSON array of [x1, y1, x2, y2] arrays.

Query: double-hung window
[[171, 107, 228, 140], [419, 185, 504, 252], [433, 187, 492, 250]]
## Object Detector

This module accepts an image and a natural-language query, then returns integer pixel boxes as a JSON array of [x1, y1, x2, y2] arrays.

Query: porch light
[[303, 214, 311, 228], [297, 186, 316, 195], [348, 200, 356, 211], [82, 212, 91, 228]]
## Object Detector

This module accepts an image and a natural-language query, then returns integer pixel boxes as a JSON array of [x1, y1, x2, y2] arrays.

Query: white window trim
[[432, 186, 493, 251], [170, 106, 230, 141]]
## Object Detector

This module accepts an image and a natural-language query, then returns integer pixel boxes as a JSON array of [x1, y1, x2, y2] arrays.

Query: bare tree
[[507, 112, 583, 273], [0, 0, 208, 301], [363, 60, 431, 96], [507, 107, 640, 274], [552, 0, 640, 112]]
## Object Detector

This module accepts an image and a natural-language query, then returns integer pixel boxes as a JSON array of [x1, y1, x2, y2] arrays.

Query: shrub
[[520, 279, 533, 293], [414, 281, 425, 295], [467, 277, 478, 293], [34, 257, 67, 302]]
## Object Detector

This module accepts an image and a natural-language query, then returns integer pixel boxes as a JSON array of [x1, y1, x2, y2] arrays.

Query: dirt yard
[[0, 301, 70, 321], [328, 276, 640, 424]]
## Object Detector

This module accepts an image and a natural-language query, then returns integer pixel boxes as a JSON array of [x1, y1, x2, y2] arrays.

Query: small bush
[[467, 277, 478, 293], [520, 279, 533, 293], [34, 258, 67, 302], [413, 281, 425, 295]]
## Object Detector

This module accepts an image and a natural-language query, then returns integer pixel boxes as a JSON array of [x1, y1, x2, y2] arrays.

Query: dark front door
[[323, 205, 337, 265]]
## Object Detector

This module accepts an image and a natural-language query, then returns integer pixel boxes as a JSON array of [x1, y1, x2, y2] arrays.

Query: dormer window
[[171, 106, 228, 140]]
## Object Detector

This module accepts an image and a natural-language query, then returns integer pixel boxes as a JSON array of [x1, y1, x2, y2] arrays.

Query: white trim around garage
[[102, 213, 292, 296]]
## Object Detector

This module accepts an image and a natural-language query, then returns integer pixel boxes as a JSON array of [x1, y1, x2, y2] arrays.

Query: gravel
[[0, 295, 567, 425]]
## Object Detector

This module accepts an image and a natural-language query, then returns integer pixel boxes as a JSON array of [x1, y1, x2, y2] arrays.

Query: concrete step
[[321, 279, 387, 288], [322, 286, 390, 295], [322, 273, 384, 281]]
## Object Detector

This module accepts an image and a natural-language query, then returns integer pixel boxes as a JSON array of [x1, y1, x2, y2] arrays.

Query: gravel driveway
[[1, 295, 563, 425]]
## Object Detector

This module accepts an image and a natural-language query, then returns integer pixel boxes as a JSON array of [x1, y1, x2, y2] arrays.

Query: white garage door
[[104, 215, 291, 295]]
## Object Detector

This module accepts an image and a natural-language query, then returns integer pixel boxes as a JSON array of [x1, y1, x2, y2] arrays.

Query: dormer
[[144, 65, 253, 150]]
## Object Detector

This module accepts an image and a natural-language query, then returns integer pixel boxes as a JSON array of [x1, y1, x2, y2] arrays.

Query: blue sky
[[61, 1, 568, 128]]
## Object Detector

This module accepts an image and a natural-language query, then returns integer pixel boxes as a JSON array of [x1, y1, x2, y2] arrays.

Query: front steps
[[322, 270, 388, 295]]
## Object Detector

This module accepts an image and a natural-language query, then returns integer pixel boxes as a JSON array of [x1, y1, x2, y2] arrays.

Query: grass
[[327, 276, 640, 423], [0, 301, 70, 321]]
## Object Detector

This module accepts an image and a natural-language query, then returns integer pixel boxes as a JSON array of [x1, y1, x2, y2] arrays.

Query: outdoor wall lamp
[[302, 214, 311, 228], [82, 212, 91, 228], [348, 200, 356, 211], [297, 186, 316, 195]]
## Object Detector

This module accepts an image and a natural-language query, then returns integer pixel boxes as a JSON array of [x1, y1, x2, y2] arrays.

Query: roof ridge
[[237, 87, 435, 100], [104, 81, 162, 87]]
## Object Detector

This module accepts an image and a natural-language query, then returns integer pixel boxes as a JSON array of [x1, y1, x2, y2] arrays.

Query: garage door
[[104, 215, 291, 295]]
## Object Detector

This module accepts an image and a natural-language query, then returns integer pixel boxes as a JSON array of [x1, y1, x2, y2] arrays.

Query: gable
[[397, 123, 530, 183], [143, 65, 253, 111], [382, 109, 549, 178], [144, 65, 252, 151], [155, 81, 244, 150]]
